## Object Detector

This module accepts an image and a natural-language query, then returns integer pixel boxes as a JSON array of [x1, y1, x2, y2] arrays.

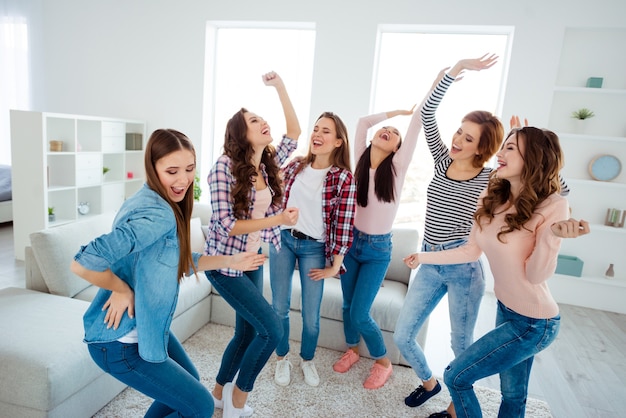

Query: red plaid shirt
[[281, 158, 356, 274]]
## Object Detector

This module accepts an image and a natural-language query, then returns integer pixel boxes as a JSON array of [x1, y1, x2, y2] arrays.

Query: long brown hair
[[475, 127, 564, 242], [462, 110, 504, 168], [144, 129, 196, 281], [223, 108, 283, 218], [296, 112, 351, 175]]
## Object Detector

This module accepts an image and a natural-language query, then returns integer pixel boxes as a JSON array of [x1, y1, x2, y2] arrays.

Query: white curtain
[[0, 15, 30, 165]]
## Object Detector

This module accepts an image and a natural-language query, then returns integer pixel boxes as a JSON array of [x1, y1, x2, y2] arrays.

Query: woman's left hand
[[551, 218, 591, 238], [403, 253, 420, 269]]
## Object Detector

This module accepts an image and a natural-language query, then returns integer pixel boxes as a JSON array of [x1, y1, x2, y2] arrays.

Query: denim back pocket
[[535, 317, 561, 351]]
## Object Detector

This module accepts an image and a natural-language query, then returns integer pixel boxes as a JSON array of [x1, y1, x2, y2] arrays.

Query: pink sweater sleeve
[[354, 113, 387, 162], [523, 195, 569, 284]]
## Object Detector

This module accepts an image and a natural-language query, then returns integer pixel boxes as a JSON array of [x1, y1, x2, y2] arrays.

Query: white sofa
[[0, 203, 425, 418], [0, 211, 212, 418], [192, 203, 428, 366]]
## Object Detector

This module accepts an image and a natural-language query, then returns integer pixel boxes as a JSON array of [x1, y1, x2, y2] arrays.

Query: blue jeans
[[444, 301, 560, 418], [270, 229, 325, 360], [205, 266, 282, 392], [393, 239, 485, 380], [340, 227, 392, 359], [88, 334, 212, 418]]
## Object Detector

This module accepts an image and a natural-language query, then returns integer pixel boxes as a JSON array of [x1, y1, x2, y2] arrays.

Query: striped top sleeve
[[420, 73, 492, 245]]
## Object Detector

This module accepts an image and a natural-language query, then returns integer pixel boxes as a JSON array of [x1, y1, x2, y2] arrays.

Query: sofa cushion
[[190, 217, 205, 253], [30, 213, 116, 298], [0, 287, 104, 412], [175, 273, 212, 318], [386, 228, 419, 284]]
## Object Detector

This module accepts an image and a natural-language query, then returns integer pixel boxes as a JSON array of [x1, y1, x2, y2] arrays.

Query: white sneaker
[[222, 382, 244, 418], [274, 356, 292, 386], [301, 359, 320, 387], [211, 392, 254, 417]]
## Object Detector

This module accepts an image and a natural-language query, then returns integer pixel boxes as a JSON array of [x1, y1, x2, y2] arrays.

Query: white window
[[371, 25, 513, 233], [201, 22, 315, 195], [0, 17, 30, 165]]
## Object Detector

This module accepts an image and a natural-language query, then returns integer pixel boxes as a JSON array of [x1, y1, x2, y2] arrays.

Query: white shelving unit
[[547, 27, 626, 314], [10, 110, 146, 260]]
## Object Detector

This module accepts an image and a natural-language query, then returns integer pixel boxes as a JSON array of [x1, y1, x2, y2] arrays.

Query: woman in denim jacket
[[71, 129, 265, 418]]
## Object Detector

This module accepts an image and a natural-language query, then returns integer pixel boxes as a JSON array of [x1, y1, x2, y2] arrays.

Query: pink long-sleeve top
[[418, 192, 569, 319], [353, 111, 422, 235]]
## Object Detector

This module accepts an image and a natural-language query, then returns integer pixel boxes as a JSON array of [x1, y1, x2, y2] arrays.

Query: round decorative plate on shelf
[[588, 154, 622, 181]]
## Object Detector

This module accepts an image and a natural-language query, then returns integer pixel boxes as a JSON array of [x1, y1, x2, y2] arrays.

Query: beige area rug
[[93, 323, 553, 418]]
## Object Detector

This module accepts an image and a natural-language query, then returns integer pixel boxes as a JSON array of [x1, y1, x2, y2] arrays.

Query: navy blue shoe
[[404, 381, 442, 407]]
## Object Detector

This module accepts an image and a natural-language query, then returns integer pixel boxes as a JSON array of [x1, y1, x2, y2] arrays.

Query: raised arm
[[263, 71, 301, 141], [447, 53, 498, 78]]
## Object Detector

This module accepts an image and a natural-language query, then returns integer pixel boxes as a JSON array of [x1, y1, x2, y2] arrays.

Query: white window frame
[[370, 24, 514, 231], [201, 21, 315, 197]]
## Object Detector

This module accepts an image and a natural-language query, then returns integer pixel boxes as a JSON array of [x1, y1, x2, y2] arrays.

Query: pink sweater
[[353, 112, 421, 234], [419, 192, 569, 319]]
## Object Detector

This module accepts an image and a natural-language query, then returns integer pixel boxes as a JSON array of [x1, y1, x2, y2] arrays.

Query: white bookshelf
[[547, 27, 626, 313], [10, 110, 146, 260]]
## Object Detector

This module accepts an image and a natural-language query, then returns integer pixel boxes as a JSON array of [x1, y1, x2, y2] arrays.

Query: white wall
[[22, 0, 626, 173]]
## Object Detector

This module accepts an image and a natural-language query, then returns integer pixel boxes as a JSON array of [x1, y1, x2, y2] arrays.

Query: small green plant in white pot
[[48, 207, 55, 222], [571, 108, 594, 133], [571, 108, 595, 120]]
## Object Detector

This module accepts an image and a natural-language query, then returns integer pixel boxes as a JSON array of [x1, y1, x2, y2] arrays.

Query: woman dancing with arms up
[[205, 71, 301, 418]]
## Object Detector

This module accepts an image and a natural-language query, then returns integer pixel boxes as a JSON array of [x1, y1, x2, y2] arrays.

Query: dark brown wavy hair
[[475, 127, 564, 242], [144, 129, 196, 281], [223, 108, 283, 218], [354, 135, 402, 207], [295, 112, 351, 176], [462, 110, 505, 168]]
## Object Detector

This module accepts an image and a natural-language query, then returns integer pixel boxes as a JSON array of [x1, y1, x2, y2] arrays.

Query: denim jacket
[[75, 184, 201, 362]]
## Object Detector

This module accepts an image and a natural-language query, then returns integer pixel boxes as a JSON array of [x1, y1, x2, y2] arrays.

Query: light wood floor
[[1, 221, 624, 418]]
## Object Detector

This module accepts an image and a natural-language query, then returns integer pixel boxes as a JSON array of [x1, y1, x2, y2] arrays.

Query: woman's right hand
[[229, 252, 267, 271], [280, 207, 299, 226], [510, 115, 529, 129], [102, 283, 134, 330]]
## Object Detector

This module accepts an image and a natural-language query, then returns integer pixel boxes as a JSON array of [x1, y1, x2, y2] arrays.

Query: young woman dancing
[[270, 111, 356, 388], [393, 55, 505, 412], [331, 103, 420, 389], [404, 126, 589, 418], [72, 129, 265, 418], [204, 71, 300, 418]]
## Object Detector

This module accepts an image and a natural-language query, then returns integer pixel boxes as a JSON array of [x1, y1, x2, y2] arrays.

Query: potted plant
[[571, 108, 595, 133], [48, 207, 55, 222], [571, 108, 595, 120], [102, 166, 110, 180], [193, 175, 202, 202]]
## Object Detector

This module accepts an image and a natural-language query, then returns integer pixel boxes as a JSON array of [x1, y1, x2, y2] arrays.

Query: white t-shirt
[[284, 164, 329, 240]]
